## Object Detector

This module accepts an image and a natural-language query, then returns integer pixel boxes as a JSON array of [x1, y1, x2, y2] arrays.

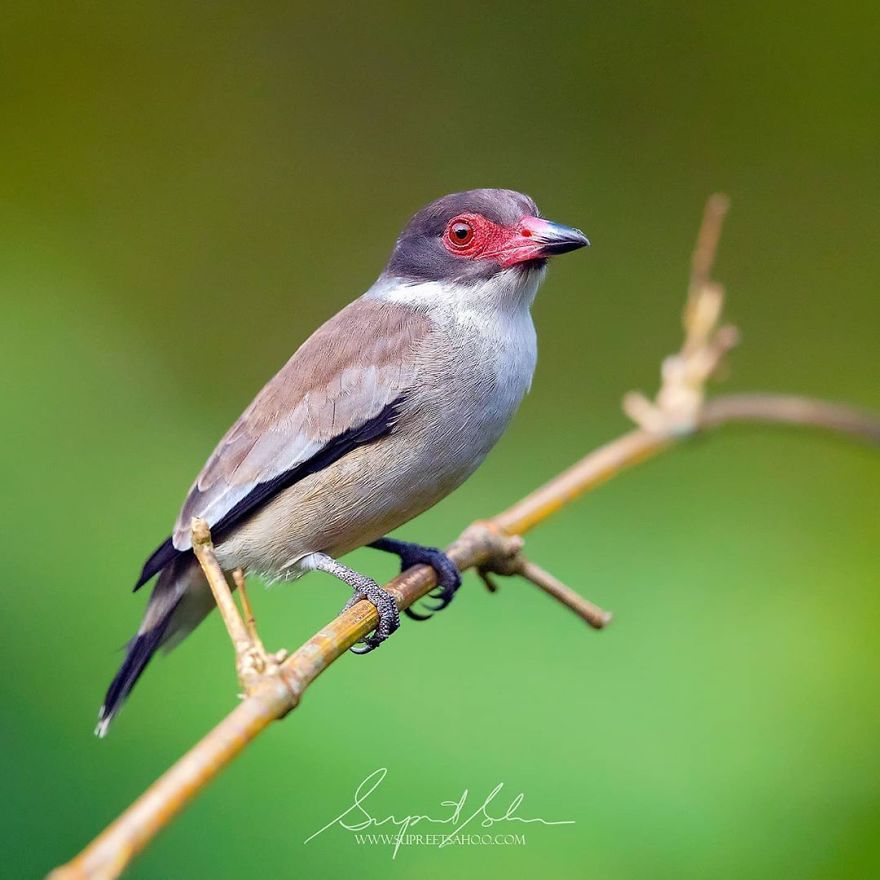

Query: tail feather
[[96, 556, 214, 737], [95, 606, 178, 737]]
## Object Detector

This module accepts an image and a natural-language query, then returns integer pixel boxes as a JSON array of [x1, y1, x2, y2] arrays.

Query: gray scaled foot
[[309, 553, 401, 654]]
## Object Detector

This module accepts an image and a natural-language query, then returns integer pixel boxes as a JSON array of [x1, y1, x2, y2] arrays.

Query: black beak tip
[[537, 221, 590, 256], [569, 227, 590, 250], [546, 231, 590, 255]]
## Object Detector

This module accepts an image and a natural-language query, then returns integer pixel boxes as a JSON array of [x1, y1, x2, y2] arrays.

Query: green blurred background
[[2, 2, 879, 877]]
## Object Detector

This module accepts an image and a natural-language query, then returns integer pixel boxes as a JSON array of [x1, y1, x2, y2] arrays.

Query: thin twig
[[49, 196, 880, 880], [517, 558, 612, 629], [191, 518, 280, 691], [49, 392, 879, 880], [190, 519, 252, 664], [232, 568, 260, 646], [689, 193, 730, 300], [701, 393, 880, 441]]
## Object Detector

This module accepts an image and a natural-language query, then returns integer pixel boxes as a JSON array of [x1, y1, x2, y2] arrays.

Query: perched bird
[[97, 188, 588, 735]]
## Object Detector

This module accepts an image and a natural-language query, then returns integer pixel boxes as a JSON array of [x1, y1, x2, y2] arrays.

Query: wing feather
[[166, 297, 430, 552]]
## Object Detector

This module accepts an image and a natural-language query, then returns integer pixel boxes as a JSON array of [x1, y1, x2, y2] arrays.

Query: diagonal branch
[[49, 197, 880, 880]]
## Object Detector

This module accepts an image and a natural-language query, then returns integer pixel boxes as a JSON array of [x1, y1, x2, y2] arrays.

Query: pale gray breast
[[404, 297, 538, 479]]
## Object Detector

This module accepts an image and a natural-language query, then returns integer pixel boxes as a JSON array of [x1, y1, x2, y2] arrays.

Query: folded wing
[[135, 297, 430, 589]]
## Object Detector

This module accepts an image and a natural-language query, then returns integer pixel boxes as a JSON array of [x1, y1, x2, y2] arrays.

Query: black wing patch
[[133, 396, 404, 591], [134, 537, 179, 591]]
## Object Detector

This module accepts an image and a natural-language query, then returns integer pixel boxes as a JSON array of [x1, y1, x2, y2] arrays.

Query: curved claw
[[404, 587, 454, 620], [404, 605, 435, 622], [349, 638, 382, 655], [402, 576, 457, 620]]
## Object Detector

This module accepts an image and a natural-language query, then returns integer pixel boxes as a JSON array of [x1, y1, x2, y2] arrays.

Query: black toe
[[368, 538, 463, 622], [401, 548, 461, 620]]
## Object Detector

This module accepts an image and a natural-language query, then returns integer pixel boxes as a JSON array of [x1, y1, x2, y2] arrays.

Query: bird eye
[[448, 220, 474, 247]]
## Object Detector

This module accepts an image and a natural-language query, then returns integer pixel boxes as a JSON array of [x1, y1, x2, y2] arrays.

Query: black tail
[[95, 596, 180, 737], [97, 554, 215, 736]]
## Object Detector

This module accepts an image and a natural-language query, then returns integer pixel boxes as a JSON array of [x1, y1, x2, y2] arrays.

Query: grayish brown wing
[[170, 297, 430, 551]]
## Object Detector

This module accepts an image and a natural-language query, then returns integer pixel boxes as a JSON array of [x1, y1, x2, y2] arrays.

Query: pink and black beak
[[522, 216, 590, 255], [493, 216, 590, 267]]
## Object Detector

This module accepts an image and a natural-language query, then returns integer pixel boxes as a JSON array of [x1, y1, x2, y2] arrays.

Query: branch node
[[461, 521, 611, 629]]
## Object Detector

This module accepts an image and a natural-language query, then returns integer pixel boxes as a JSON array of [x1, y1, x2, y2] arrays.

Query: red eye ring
[[448, 219, 474, 247]]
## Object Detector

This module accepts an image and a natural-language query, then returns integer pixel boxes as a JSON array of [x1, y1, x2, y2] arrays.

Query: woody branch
[[49, 195, 880, 880]]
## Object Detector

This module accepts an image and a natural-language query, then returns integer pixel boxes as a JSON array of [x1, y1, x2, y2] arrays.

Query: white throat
[[367, 266, 541, 409], [365, 265, 547, 318]]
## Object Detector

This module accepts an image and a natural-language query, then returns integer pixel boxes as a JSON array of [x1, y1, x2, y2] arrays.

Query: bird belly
[[214, 384, 524, 579], [214, 420, 482, 577]]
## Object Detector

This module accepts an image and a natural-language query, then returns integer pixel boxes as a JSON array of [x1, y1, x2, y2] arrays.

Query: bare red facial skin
[[442, 213, 549, 267]]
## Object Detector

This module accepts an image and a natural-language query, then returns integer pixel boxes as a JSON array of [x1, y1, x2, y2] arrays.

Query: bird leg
[[191, 518, 287, 693], [305, 553, 400, 654], [368, 537, 462, 621]]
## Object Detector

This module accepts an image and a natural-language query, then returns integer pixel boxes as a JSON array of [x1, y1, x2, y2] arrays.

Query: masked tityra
[[97, 188, 589, 734]]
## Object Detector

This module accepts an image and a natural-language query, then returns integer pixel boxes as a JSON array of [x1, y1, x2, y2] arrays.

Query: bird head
[[383, 189, 589, 288]]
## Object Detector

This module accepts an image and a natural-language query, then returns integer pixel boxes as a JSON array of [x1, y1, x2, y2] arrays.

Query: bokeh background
[[3, 3, 879, 878]]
